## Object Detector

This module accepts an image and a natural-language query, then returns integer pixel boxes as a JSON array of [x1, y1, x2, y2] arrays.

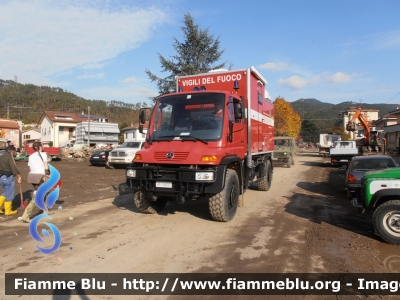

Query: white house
[[121, 122, 149, 142], [38, 111, 111, 147], [22, 128, 41, 146], [76, 120, 119, 146]]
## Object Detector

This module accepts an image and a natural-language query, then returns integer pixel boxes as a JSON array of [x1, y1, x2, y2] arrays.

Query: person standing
[[0, 145, 21, 215], [21, 141, 49, 223]]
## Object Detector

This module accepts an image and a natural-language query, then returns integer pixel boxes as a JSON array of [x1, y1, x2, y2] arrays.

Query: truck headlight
[[195, 172, 214, 181], [126, 169, 136, 177], [284, 152, 287, 155]]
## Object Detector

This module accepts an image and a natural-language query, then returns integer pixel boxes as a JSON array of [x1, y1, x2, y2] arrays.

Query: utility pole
[[88, 106, 90, 147]]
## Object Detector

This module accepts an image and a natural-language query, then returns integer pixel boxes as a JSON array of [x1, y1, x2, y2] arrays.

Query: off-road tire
[[257, 160, 272, 191], [346, 189, 352, 199], [134, 190, 168, 214], [287, 160, 291, 168], [291, 156, 295, 165], [209, 169, 239, 222], [372, 200, 400, 245]]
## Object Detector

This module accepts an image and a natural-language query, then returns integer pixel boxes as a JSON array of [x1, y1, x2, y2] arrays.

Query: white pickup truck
[[107, 141, 144, 168], [329, 140, 359, 166]]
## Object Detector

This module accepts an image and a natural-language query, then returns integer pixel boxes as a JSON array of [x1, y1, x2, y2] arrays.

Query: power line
[[375, 91, 400, 113]]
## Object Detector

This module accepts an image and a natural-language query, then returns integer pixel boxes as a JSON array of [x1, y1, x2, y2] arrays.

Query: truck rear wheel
[[134, 190, 168, 214], [257, 160, 272, 191], [373, 200, 400, 245], [209, 169, 239, 222]]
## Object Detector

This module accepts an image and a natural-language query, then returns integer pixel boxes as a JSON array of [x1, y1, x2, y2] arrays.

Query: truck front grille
[[154, 152, 189, 161], [111, 151, 128, 157]]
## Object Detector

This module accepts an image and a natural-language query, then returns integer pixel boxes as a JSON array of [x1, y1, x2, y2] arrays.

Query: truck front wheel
[[134, 190, 168, 214], [373, 200, 400, 245], [209, 169, 239, 222]]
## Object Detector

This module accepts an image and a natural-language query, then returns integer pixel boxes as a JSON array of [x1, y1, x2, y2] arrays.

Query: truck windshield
[[118, 142, 141, 148], [274, 139, 290, 146], [151, 93, 225, 142]]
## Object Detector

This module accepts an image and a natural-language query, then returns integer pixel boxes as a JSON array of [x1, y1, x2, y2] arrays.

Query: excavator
[[346, 107, 383, 152]]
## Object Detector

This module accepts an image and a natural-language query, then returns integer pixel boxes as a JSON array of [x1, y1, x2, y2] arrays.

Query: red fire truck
[[126, 67, 274, 221]]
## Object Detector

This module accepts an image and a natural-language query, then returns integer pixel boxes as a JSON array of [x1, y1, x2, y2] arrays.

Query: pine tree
[[300, 120, 320, 142], [145, 13, 229, 100]]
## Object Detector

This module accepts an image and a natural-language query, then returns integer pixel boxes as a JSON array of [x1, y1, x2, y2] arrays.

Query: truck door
[[228, 96, 244, 146]]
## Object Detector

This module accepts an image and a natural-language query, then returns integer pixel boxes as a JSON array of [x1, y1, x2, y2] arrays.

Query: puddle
[[378, 243, 400, 272]]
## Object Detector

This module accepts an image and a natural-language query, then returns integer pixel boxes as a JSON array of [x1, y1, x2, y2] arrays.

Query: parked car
[[89, 150, 110, 166], [345, 155, 398, 199]]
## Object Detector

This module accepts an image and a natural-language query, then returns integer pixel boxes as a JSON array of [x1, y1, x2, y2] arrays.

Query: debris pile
[[61, 144, 114, 159]]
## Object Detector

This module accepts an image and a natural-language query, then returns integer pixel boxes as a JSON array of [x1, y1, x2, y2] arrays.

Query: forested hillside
[[291, 98, 399, 133], [2, 80, 399, 134], [0, 79, 148, 128]]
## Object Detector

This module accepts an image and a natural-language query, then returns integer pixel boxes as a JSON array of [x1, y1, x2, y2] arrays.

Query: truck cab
[[273, 136, 295, 168], [353, 167, 400, 245]]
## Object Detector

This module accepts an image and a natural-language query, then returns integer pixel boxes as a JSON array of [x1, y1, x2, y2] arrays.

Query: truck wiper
[[153, 135, 208, 144], [180, 135, 208, 145], [153, 135, 176, 142]]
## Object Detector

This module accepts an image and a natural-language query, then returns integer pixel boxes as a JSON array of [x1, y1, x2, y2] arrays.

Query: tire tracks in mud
[[193, 154, 393, 276]]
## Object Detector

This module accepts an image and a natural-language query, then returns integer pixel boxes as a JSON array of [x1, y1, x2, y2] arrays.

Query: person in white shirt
[[21, 141, 49, 223]]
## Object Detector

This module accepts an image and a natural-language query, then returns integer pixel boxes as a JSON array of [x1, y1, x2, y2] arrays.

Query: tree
[[299, 120, 319, 142], [145, 13, 229, 100], [273, 97, 301, 138]]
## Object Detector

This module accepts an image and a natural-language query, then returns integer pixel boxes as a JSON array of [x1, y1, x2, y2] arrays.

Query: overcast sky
[[1, 0, 399, 105]]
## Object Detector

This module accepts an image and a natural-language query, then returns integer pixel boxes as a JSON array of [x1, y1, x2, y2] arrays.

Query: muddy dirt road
[[1, 153, 399, 299]]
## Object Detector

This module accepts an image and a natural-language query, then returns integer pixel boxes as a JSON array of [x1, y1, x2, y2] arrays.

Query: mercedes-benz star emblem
[[166, 152, 174, 159]]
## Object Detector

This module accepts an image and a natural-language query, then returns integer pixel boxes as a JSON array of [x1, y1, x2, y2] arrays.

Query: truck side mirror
[[233, 102, 242, 119], [139, 110, 146, 124], [139, 124, 144, 134]]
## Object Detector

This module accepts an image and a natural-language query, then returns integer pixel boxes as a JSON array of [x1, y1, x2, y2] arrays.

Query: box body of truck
[[126, 67, 274, 221], [319, 133, 341, 157]]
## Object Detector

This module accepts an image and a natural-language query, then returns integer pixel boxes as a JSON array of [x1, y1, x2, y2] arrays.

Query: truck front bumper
[[109, 157, 133, 164], [126, 165, 226, 200]]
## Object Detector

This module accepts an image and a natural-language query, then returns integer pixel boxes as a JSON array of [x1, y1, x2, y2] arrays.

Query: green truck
[[273, 136, 295, 168], [352, 168, 400, 245]]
